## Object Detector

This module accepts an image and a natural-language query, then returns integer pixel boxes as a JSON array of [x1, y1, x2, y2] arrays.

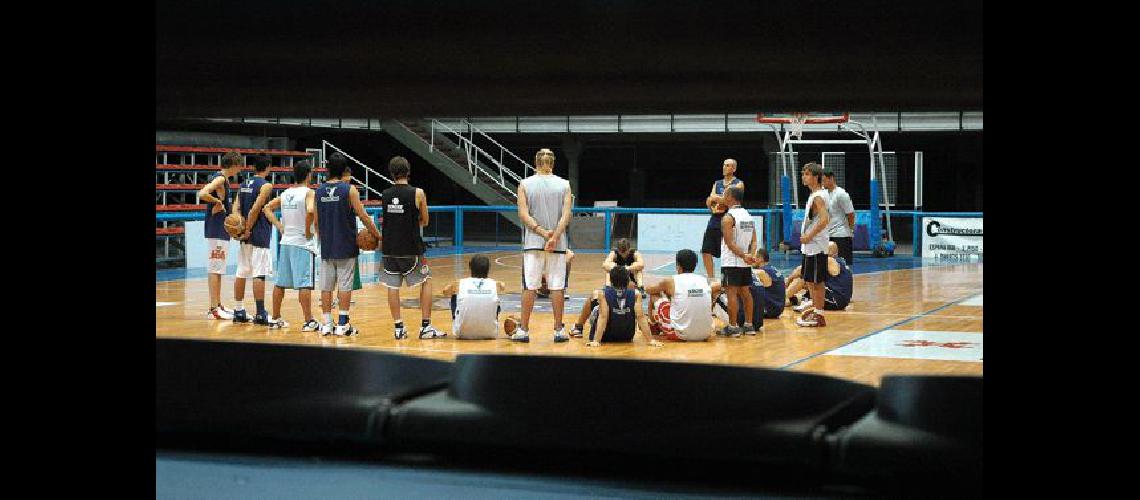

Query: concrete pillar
[[562, 137, 583, 204]]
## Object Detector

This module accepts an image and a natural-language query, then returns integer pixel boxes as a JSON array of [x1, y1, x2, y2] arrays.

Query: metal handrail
[[428, 119, 520, 198], [457, 118, 536, 178]]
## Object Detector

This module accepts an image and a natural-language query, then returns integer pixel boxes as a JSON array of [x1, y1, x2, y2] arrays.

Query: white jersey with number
[[801, 189, 831, 255], [279, 186, 314, 248], [719, 206, 755, 267], [670, 273, 713, 340], [454, 277, 500, 339]]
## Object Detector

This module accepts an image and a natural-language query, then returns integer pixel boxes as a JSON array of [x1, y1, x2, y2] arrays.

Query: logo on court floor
[[897, 339, 977, 349]]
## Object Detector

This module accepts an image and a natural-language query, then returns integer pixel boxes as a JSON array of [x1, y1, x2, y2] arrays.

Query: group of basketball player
[[198, 147, 856, 342]]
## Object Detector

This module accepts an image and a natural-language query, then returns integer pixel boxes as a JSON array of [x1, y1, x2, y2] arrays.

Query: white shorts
[[236, 243, 274, 279], [206, 238, 229, 275], [522, 251, 567, 290]]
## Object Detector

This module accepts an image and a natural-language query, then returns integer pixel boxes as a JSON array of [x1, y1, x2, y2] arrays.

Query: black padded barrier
[[384, 354, 878, 469], [156, 338, 453, 447], [827, 375, 983, 492]]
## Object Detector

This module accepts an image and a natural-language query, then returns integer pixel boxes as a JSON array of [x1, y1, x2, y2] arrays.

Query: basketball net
[[789, 113, 807, 140]]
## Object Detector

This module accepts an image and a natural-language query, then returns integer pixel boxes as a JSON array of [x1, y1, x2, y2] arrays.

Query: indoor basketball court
[[156, 1, 982, 495]]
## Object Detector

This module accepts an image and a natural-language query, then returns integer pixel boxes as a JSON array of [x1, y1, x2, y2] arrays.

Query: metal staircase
[[383, 118, 531, 228]]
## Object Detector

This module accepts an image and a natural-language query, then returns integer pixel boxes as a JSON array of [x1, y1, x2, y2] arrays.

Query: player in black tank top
[[380, 157, 444, 340]]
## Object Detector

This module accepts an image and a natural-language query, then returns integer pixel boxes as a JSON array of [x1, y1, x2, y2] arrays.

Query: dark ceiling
[[156, 0, 982, 118]]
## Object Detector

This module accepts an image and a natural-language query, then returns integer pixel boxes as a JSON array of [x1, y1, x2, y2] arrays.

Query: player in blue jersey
[[313, 153, 382, 336], [198, 151, 245, 320], [701, 159, 745, 279], [231, 156, 275, 325]]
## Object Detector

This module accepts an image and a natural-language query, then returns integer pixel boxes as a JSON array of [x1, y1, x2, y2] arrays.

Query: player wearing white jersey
[[439, 255, 506, 340], [644, 249, 722, 342], [514, 148, 574, 343], [262, 160, 320, 331], [796, 162, 831, 327], [718, 186, 759, 336]]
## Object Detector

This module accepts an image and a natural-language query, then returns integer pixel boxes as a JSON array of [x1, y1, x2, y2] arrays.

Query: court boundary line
[[778, 292, 981, 370]]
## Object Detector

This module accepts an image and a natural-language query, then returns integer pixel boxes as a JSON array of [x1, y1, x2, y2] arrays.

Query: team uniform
[[826, 186, 856, 265], [236, 175, 274, 279], [380, 184, 430, 288], [701, 177, 743, 262], [450, 277, 501, 339], [714, 278, 763, 328], [316, 181, 359, 293], [757, 265, 786, 318], [203, 172, 232, 276], [650, 273, 714, 342], [719, 205, 756, 286], [800, 189, 831, 283], [587, 286, 638, 343], [520, 174, 571, 290], [274, 186, 317, 290], [806, 257, 854, 311]]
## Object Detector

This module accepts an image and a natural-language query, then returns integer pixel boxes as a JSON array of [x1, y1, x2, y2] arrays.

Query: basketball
[[224, 213, 244, 237], [503, 315, 519, 336], [356, 229, 379, 251]]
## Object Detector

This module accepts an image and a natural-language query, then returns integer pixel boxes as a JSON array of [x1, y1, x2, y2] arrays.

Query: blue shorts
[[275, 244, 316, 289]]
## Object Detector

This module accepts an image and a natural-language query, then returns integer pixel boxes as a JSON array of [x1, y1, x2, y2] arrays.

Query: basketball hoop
[[789, 113, 808, 140], [756, 112, 850, 140]]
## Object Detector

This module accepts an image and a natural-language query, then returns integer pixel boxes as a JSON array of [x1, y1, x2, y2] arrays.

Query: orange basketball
[[224, 213, 244, 237], [503, 315, 519, 336], [356, 229, 379, 251]]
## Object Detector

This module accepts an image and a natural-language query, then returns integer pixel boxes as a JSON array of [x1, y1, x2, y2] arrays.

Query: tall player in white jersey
[[439, 255, 506, 340], [514, 148, 574, 343], [718, 186, 759, 336], [796, 162, 831, 327], [262, 160, 320, 331], [645, 249, 718, 342]]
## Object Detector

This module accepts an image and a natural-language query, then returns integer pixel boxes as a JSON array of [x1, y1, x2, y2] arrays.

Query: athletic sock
[[421, 319, 431, 328], [339, 310, 349, 326], [255, 300, 266, 316], [395, 320, 404, 330], [323, 312, 333, 325], [235, 304, 245, 312]]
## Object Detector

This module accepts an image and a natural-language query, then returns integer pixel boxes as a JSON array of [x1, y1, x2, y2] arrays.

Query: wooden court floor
[[156, 251, 983, 387]]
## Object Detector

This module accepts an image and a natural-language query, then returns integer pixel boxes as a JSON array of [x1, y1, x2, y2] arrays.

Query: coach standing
[[822, 168, 855, 266]]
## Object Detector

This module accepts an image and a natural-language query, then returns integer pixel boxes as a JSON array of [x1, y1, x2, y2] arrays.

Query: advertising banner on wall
[[921, 217, 982, 259]]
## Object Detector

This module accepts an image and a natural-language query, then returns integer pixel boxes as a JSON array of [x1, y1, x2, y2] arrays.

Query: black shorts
[[801, 253, 829, 283], [701, 227, 722, 257], [832, 236, 854, 265], [721, 266, 753, 286]]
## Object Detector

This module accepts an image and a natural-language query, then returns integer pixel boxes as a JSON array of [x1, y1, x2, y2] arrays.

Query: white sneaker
[[268, 317, 289, 329], [321, 322, 335, 336], [301, 319, 321, 332], [335, 324, 359, 336], [419, 325, 447, 339], [553, 326, 569, 343], [510, 328, 530, 343], [793, 299, 813, 312], [207, 306, 234, 320]]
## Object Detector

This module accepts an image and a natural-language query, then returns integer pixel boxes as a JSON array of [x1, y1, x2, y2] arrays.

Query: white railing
[[320, 140, 392, 200], [456, 118, 536, 179], [427, 119, 522, 199]]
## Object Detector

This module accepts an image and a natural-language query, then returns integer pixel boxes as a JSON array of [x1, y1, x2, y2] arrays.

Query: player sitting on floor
[[573, 267, 662, 347], [712, 247, 786, 330], [786, 242, 853, 325], [643, 249, 718, 342], [602, 238, 646, 296], [439, 254, 506, 340]]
